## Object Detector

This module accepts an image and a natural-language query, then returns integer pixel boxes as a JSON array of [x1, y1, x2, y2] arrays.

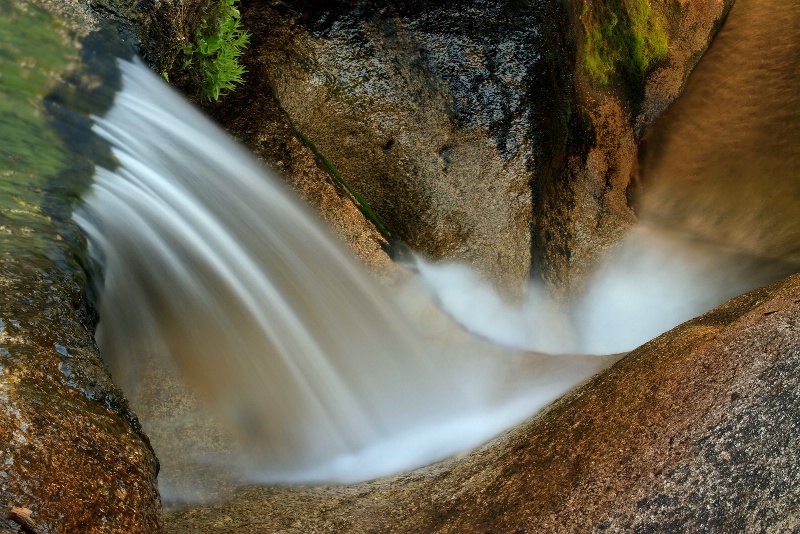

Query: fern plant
[[184, 0, 250, 101]]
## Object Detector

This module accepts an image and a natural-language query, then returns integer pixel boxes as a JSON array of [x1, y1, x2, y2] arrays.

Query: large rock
[[165, 272, 800, 532], [0, 263, 162, 534], [197, 0, 734, 298]]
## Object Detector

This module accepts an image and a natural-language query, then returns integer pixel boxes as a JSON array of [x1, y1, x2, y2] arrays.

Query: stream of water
[[4, 0, 797, 506], [74, 59, 609, 495]]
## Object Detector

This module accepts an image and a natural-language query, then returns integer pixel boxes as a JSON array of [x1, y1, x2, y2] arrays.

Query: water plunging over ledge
[[73, 0, 800, 500], [75, 59, 610, 494]]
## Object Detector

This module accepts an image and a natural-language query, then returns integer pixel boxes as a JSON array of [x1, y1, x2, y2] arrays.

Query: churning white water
[[418, 225, 790, 355], [76, 59, 609, 492]]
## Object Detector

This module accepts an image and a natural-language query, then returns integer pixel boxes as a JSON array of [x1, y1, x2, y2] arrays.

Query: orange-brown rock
[[0, 262, 162, 533]]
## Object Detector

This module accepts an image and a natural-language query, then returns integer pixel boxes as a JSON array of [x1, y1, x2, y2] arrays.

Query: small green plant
[[582, 0, 669, 85], [184, 0, 250, 101]]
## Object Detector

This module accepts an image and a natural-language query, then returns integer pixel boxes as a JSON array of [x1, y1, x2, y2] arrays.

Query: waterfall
[[75, 59, 605, 490], [76, 9, 800, 491]]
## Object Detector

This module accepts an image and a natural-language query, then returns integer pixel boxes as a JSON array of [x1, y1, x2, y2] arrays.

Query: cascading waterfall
[[75, 0, 800, 494], [76, 59, 602, 489]]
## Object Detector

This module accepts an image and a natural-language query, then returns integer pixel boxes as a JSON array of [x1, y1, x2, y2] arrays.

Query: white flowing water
[[75, 59, 606, 492], [75, 0, 800, 497], [419, 224, 792, 355]]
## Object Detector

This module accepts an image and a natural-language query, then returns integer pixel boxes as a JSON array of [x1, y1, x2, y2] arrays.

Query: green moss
[[183, 0, 250, 101], [0, 3, 76, 181], [283, 119, 394, 241], [0, 2, 116, 270], [0, 3, 79, 256], [582, 0, 669, 85]]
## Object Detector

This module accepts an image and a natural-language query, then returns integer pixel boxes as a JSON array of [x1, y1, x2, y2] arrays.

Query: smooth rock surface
[[165, 272, 800, 532], [204, 0, 733, 297]]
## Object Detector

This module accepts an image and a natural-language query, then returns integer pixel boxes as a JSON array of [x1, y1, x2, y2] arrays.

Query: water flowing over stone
[[75, 59, 606, 487]]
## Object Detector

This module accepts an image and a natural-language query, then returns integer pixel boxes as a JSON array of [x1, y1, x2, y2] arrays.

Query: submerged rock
[[164, 272, 800, 532]]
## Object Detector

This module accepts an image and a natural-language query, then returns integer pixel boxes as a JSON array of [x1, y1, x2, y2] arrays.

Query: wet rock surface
[[165, 272, 800, 533], [230, 0, 561, 296], [0, 261, 162, 533], [1, 3, 163, 532], [197, 0, 733, 298]]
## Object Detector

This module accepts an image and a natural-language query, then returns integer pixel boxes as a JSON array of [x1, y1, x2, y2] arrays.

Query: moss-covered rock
[[0, 3, 162, 531]]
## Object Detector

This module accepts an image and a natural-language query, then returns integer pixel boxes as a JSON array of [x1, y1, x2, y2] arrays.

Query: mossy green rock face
[[0, 1, 79, 261], [0, 3, 162, 531]]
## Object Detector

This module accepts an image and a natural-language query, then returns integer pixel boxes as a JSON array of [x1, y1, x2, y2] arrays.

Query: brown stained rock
[[636, 0, 736, 132], [164, 273, 800, 533], [0, 260, 162, 533], [545, 0, 735, 300], [195, 56, 404, 286]]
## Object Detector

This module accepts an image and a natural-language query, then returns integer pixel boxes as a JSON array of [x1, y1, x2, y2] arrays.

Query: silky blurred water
[[423, 0, 800, 355], [638, 0, 800, 263], [74, 59, 613, 502]]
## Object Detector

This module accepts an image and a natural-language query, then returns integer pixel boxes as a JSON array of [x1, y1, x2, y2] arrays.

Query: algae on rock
[[0, 3, 163, 531]]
